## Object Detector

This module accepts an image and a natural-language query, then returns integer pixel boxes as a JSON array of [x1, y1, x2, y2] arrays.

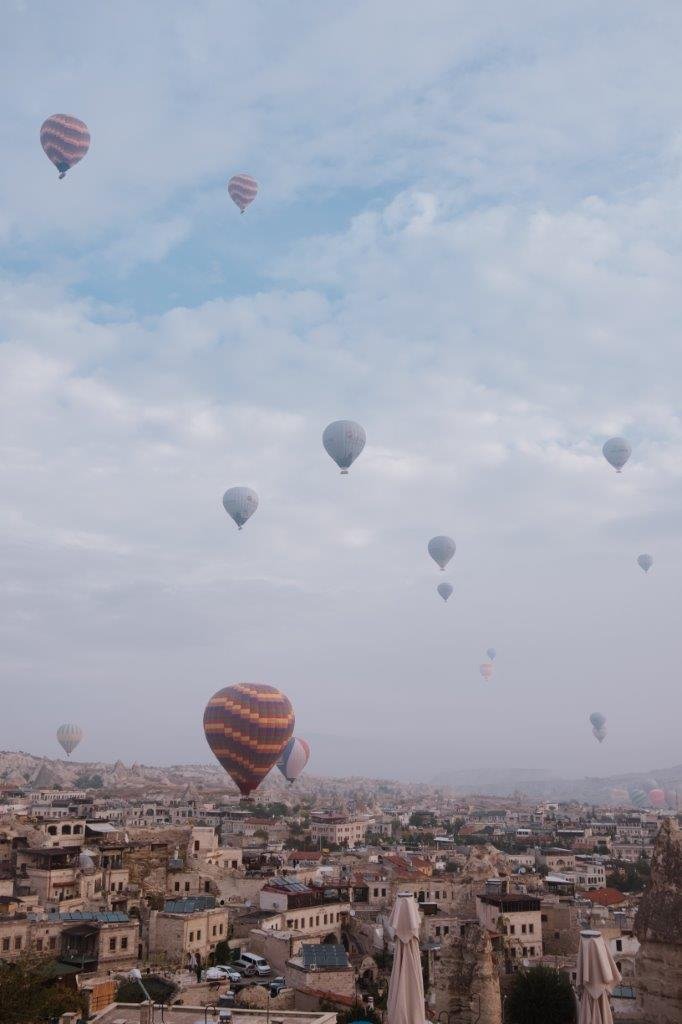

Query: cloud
[[2, 2, 682, 775]]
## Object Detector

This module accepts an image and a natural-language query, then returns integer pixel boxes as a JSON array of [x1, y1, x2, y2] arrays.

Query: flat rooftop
[[93, 1006, 336, 1024]]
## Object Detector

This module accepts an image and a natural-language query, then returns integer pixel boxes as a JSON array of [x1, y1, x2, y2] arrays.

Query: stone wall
[[431, 921, 502, 1024], [634, 818, 682, 1024]]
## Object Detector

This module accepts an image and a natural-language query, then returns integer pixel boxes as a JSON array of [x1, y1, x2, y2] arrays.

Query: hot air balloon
[[57, 724, 83, 756], [228, 174, 258, 213], [589, 712, 606, 730], [428, 536, 456, 571], [637, 553, 653, 573], [276, 737, 311, 784], [592, 726, 607, 743], [610, 787, 629, 805], [479, 662, 493, 681], [437, 582, 453, 602], [322, 421, 366, 474], [40, 115, 90, 179], [222, 487, 258, 530], [486, 648, 496, 661], [628, 786, 648, 808], [649, 788, 666, 808], [203, 683, 294, 797], [602, 437, 631, 473]]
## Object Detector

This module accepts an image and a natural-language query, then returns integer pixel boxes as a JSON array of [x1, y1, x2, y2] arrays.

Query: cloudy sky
[[2, 1, 682, 781]]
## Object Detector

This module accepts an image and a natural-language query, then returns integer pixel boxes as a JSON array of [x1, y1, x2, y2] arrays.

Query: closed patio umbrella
[[386, 892, 425, 1024], [577, 930, 622, 1024]]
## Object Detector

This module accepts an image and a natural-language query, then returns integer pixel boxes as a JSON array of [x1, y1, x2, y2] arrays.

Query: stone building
[[146, 895, 229, 966], [634, 818, 682, 1023]]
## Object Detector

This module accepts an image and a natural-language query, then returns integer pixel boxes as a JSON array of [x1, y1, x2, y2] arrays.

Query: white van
[[235, 952, 271, 976]]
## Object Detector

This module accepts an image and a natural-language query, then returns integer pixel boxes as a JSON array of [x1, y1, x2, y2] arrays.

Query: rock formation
[[635, 818, 682, 1023], [431, 921, 502, 1024]]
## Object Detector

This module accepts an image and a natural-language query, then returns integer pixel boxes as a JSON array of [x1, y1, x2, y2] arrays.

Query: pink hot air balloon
[[479, 662, 494, 681], [228, 173, 258, 213], [649, 788, 666, 808]]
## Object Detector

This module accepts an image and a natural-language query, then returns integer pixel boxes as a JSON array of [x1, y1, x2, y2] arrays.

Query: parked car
[[214, 966, 243, 984], [234, 953, 271, 976], [218, 992, 236, 1007], [270, 977, 286, 996]]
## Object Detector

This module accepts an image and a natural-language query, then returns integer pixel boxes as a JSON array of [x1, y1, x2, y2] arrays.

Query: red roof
[[578, 888, 627, 906]]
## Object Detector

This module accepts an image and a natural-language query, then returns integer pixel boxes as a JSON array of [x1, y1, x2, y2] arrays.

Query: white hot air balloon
[[222, 487, 259, 530], [593, 726, 607, 743], [437, 582, 453, 602], [57, 723, 83, 756], [637, 553, 653, 574], [322, 420, 366, 474], [479, 662, 494, 681], [486, 647, 497, 661], [602, 437, 631, 473], [428, 536, 456, 571]]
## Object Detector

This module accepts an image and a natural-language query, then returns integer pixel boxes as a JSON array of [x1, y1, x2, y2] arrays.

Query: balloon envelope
[[486, 647, 496, 661], [428, 535, 456, 570], [437, 582, 453, 602], [593, 726, 607, 743], [228, 174, 258, 213], [322, 420, 366, 473], [222, 487, 258, 529], [40, 115, 90, 178], [602, 437, 631, 472], [276, 737, 311, 783], [479, 662, 493, 681], [57, 723, 83, 756], [203, 683, 294, 796], [649, 788, 665, 808], [589, 712, 606, 729], [637, 553, 653, 573]]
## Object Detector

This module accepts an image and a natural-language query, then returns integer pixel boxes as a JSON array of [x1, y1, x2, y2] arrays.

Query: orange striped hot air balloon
[[228, 173, 258, 213], [203, 683, 294, 796], [40, 115, 90, 179]]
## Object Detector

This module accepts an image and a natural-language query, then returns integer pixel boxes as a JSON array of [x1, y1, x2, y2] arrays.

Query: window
[[219, 924, 224, 935], [521, 924, 527, 934], [528, 923, 534, 934], [194, 841, 200, 851], [185, 882, 190, 892], [121, 937, 128, 950], [323, 914, 328, 925], [205, 881, 210, 893], [529, 946, 535, 956], [197, 930, 201, 940], [381, 888, 386, 897], [443, 926, 449, 935], [541, 914, 548, 922], [36, 939, 43, 951], [118, 882, 123, 892], [616, 940, 622, 952], [1, 938, 8, 952], [174, 882, 180, 892], [190, 932, 194, 941], [373, 888, 378, 897], [212, 926, 217, 936], [49, 937, 56, 950], [523, 947, 528, 957], [554, 931, 561, 940], [109, 938, 117, 951], [435, 926, 441, 936], [510, 925, 516, 935], [14, 937, 22, 950]]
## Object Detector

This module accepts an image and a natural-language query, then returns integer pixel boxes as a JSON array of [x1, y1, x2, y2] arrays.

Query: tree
[[0, 954, 87, 1024], [506, 965, 576, 1024], [115, 975, 177, 1004]]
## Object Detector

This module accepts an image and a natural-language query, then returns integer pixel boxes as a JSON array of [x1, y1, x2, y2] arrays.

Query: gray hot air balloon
[[637, 553, 653, 574], [486, 647, 496, 661], [589, 712, 606, 730], [322, 420, 366, 474], [437, 582, 453, 602], [593, 725, 607, 743], [57, 723, 83, 756], [222, 487, 258, 530], [602, 437, 631, 473], [428, 535, 456, 571]]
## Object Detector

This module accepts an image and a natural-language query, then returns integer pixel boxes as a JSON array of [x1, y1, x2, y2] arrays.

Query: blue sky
[[2, 1, 682, 781]]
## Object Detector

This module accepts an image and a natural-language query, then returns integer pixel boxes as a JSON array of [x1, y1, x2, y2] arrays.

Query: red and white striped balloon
[[228, 173, 258, 213], [40, 115, 90, 179], [479, 662, 494, 681]]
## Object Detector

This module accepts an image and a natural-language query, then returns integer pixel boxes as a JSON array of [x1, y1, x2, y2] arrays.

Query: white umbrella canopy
[[577, 930, 622, 1024], [387, 892, 425, 1024]]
